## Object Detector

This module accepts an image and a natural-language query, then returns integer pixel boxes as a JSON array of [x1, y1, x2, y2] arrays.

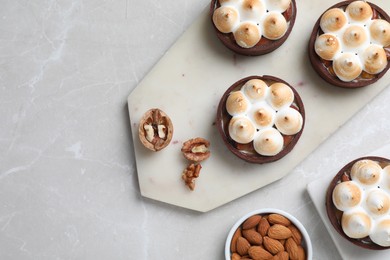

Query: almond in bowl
[[216, 75, 305, 164], [326, 156, 390, 249], [210, 0, 297, 56], [308, 0, 390, 88], [225, 208, 312, 260]]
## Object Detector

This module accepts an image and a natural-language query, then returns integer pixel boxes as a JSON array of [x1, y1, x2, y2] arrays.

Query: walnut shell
[[138, 108, 173, 151]]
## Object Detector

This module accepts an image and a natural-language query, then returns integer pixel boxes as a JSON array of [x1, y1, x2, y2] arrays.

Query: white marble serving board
[[128, 0, 390, 212], [307, 142, 390, 259]]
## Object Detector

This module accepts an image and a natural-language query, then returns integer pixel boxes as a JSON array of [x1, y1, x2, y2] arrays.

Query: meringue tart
[[326, 156, 390, 249], [210, 0, 297, 56], [309, 1, 390, 88], [216, 75, 305, 164]]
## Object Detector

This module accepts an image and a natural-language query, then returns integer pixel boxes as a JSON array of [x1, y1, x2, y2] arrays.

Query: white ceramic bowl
[[225, 208, 313, 260]]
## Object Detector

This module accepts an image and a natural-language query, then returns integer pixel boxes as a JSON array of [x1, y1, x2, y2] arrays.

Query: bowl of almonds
[[225, 208, 312, 260]]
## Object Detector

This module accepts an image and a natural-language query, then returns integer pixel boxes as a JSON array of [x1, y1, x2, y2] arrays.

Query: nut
[[230, 228, 242, 253], [268, 214, 291, 226], [258, 218, 270, 237], [181, 137, 210, 162], [242, 215, 262, 230], [263, 236, 284, 255], [274, 251, 289, 260], [268, 224, 292, 240], [297, 245, 306, 260], [248, 246, 273, 260], [236, 237, 251, 256], [242, 229, 263, 245], [231, 252, 241, 260], [288, 225, 302, 245], [230, 213, 307, 260], [181, 163, 202, 191], [285, 237, 299, 260], [138, 108, 173, 151]]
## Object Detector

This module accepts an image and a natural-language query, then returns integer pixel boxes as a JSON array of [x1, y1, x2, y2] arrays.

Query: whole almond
[[236, 237, 251, 256], [231, 252, 241, 260], [268, 214, 291, 226], [268, 224, 292, 240], [285, 237, 299, 260], [257, 218, 270, 237], [242, 215, 262, 230], [231, 228, 242, 253], [297, 245, 306, 260], [274, 251, 289, 260], [287, 225, 302, 245], [263, 236, 284, 255], [242, 229, 263, 245], [248, 246, 273, 260]]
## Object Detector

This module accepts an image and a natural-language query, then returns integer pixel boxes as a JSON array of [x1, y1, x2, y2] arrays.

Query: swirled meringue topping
[[346, 1, 373, 22], [228, 116, 256, 144], [226, 91, 251, 116], [274, 107, 303, 135], [315, 33, 341, 60], [351, 159, 382, 186], [341, 210, 372, 239], [333, 181, 363, 211], [242, 79, 269, 101], [253, 128, 284, 156]]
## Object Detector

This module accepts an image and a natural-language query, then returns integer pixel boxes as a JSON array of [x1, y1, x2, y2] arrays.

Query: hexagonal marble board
[[128, 0, 390, 212]]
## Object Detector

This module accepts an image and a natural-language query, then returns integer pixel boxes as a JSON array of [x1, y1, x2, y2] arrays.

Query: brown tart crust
[[326, 156, 390, 250], [308, 1, 390, 88], [216, 75, 305, 164], [210, 0, 297, 56]]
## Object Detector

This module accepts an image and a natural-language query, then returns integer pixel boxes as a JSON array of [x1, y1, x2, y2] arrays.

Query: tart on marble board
[[216, 75, 305, 164], [309, 0, 390, 88], [210, 0, 297, 56], [326, 156, 390, 249]]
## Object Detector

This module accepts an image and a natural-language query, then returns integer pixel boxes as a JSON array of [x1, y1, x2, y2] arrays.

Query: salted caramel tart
[[309, 1, 390, 88], [216, 75, 305, 164], [326, 156, 390, 249], [210, 0, 297, 56]]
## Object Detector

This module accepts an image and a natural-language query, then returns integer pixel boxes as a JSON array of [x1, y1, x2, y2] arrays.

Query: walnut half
[[138, 108, 173, 151], [181, 137, 211, 162]]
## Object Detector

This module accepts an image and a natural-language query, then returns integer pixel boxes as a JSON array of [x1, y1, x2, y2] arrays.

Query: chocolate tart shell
[[308, 1, 390, 88], [216, 75, 305, 164], [326, 156, 390, 250], [210, 0, 297, 56]]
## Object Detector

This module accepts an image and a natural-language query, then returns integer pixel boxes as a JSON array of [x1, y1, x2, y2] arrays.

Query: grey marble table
[[1, 0, 390, 259]]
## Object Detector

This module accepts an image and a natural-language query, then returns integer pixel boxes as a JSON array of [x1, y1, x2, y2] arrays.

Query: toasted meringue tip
[[341, 210, 372, 239], [233, 22, 261, 48], [275, 107, 303, 135], [228, 116, 256, 144], [350, 159, 382, 186], [213, 6, 240, 33], [320, 8, 348, 33], [262, 11, 288, 40], [249, 103, 275, 128], [267, 82, 294, 110], [253, 127, 284, 156], [346, 0, 373, 22], [342, 25, 368, 50], [370, 19, 390, 47], [315, 33, 341, 60], [332, 181, 363, 211], [226, 91, 250, 116], [242, 79, 269, 101], [370, 219, 390, 247], [362, 44, 387, 74], [332, 53, 363, 82], [366, 189, 390, 216]]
